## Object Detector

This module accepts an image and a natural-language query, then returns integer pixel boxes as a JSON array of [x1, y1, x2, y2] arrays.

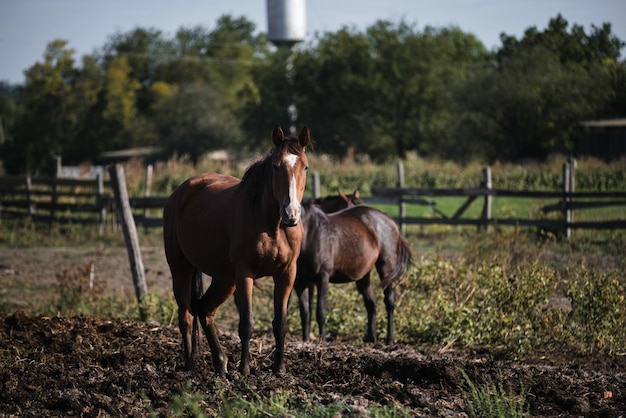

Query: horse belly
[[175, 192, 236, 278], [332, 249, 377, 282], [179, 224, 234, 277]]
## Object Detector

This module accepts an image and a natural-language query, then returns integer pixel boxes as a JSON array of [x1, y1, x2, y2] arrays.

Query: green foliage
[[142, 381, 208, 418], [393, 230, 625, 356], [218, 382, 293, 418], [460, 369, 528, 418], [4, 13, 623, 173], [301, 154, 626, 196], [166, 382, 209, 418], [291, 21, 488, 161], [563, 266, 626, 355], [217, 380, 410, 418]]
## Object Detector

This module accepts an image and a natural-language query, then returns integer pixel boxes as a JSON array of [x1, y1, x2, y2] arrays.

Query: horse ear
[[353, 190, 360, 199], [272, 124, 284, 145], [338, 189, 348, 200], [298, 125, 311, 147]]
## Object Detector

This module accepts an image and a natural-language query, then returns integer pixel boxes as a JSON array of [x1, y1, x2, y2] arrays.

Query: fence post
[[563, 158, 577, 240], [108, 164, 149, 320], [480, 166, 492, 231], [312, 171, 320, 199], [143, 164, 153, 226], [25, 174, 36, 218], [397, 162, 406, 235], [97, 173, 107, 235], [563, 162, 572, 240], [50, 169, 59, 229]]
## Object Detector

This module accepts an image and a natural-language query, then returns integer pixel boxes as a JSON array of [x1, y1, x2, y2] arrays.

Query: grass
[[149, 378, 412, 418], [460, 369, 528, 418]]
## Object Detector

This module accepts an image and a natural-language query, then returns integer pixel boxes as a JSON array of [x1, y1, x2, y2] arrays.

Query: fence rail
[[2, 160, 626, 238], [363, 161, 626, 237]]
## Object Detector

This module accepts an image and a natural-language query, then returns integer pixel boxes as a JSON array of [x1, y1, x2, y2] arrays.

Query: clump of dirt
[[1, 311, 624, 417]]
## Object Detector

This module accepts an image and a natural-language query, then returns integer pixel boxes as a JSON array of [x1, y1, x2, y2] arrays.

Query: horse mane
[[240, 154, 273, 207], [301, 200, 332, 231]]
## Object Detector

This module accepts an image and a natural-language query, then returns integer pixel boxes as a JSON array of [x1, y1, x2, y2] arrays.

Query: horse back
[[321, 211, 380, 281], [163, 173, 241, 277], [333, 205, 412, 288]]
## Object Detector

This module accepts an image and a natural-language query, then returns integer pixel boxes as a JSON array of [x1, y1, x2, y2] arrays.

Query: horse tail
[[190, 268, 203, 315], [191, 268, 203, 348], [380, 235, 413, 290]]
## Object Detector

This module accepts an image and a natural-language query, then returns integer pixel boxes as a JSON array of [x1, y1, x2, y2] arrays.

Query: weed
[[460, 369, 528, 418]]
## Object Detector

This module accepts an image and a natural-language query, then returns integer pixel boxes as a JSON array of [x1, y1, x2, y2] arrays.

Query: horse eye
[[305, 165, 309, 171]]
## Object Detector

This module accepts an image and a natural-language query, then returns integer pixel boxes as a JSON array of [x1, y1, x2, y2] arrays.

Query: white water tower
[[266, 0, 306, 48]]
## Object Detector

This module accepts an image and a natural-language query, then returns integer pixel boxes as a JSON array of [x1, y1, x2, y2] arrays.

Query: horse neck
[[301, 203, 328, 233]]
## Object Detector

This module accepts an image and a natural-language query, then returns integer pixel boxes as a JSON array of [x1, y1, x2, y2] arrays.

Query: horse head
[[271, 124, 310, 226]]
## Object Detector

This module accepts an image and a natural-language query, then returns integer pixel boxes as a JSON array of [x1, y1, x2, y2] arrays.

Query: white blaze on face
[[283, 154, 301, 223]]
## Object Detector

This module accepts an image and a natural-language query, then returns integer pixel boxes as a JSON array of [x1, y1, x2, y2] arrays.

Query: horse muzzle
[[281, 203, 301, 227]]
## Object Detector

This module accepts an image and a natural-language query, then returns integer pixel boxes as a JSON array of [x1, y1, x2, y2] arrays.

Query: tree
[[366, 23, 487, 159], [288, 21, 487, 161], [459, 15, 621, 161], [154, 84, 244, 162], [0, 82, 22, 174], [12, 41, 83, 174], [101, 16, 266, 157], [291, 27, 376, 158]]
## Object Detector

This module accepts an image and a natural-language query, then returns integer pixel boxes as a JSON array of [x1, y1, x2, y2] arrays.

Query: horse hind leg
[[294, 279, 313, 342], [356, 273, 377, 343], [197, 276, 236, 375], [315, 273, 330, 342], [383, 286, 395, 344], [171, 262, 197, 370]]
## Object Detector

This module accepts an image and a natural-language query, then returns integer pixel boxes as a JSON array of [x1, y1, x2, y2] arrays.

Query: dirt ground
[[0, 247, 625, 417]]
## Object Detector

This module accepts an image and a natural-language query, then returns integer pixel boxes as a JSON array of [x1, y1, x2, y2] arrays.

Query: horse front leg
[[356, 273, 377, 343], [235, 275, 255, 376], [273, 267, 297, 375]]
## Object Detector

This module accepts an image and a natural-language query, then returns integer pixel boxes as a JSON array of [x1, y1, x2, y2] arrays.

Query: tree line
[[0, 14, 624, 175]]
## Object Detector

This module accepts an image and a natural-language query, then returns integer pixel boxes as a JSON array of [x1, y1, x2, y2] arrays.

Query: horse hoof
[[238, 362, 251, 377], [273, 366, 286, 377], [184, 359, 196, 371]]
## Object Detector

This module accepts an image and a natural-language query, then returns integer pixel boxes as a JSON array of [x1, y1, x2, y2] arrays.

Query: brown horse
[[163, 124, 310, 376], [294, 200, 412, 344]]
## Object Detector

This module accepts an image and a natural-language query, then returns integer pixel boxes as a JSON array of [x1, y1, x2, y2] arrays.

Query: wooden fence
[[0, 173, 112, 232], [360, 161, 626, 237], [2, 162, 626, 239]]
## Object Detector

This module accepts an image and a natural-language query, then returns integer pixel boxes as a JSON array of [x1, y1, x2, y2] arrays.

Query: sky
[[1, 0, 625, 85]]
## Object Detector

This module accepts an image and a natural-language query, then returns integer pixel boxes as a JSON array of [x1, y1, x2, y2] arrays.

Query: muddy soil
[[0, 247, 625, 416], [1, 312, 625, 417]]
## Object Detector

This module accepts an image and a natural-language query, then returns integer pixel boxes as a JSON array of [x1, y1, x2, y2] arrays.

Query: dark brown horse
[[163, 124, 310, 376], [294, 200, 412, 344], [301, 189, 362, 333]]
